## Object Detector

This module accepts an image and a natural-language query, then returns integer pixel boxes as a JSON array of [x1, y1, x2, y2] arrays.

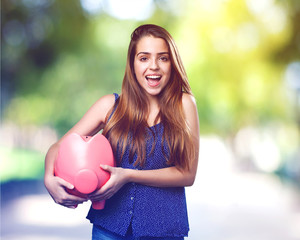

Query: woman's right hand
[[44, 175, 88, 208], [44, 95, 116, 208]]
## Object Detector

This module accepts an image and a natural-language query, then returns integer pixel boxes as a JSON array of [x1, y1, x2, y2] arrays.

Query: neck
[[147, 96, 161, 127]]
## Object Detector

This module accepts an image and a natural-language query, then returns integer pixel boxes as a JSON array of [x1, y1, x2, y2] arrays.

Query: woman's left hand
[[88, 165, 130, 201]]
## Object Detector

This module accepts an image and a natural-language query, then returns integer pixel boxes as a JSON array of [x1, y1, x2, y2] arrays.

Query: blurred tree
[[173, 0, 299, 134], [273, 0, 300, 63], [1, 0, 300, 182], [1, 0, 299, 137], [2, 0, 126, 134], [2, 0, 90, 132]]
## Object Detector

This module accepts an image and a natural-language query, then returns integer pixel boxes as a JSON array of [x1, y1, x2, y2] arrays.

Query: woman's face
[[133, 36, 171, 99]]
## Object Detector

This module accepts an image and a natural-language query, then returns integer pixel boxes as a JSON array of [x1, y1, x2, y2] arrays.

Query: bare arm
[[44, 94, 116, 207], [90, 93, 200, 200]]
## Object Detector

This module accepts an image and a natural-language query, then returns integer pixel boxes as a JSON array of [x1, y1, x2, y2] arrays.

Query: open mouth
[[146, 75, 162, 87]]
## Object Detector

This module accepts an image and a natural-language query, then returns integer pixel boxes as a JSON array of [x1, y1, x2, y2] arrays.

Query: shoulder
[[182, 93, 197, 110], [182, 93, 199, 130], [65, 94, 118, 136], [93, 94, 116, 110], [87, 94, 117, 122]]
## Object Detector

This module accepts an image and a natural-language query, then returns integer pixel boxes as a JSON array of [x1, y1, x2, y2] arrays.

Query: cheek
[[133, 64, 144, 85], [165, 74, 171, 85], [164, 65, 172, 80], [134, 62, 143, 76]]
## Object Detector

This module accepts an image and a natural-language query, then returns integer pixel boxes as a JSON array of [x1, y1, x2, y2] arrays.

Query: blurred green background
[[1, 0, 300, 184]]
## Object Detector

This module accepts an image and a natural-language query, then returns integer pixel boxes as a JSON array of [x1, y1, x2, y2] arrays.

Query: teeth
[[146, 75, 161, 79]]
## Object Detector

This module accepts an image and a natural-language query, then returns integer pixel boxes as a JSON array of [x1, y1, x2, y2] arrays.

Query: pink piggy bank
[[55, 133, 115, 209]]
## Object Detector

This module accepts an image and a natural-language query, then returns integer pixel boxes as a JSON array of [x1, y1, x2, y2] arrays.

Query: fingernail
[[100, 164, 106, 169]]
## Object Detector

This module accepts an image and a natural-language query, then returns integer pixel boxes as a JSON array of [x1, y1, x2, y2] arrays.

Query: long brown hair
[[103, 24, 194, 170]]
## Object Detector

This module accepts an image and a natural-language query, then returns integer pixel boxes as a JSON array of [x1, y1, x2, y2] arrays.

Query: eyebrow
[[137, 51, 169, 56]]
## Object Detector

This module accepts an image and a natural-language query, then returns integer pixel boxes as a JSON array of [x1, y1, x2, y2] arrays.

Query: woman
[[44, 24, 199, 240]]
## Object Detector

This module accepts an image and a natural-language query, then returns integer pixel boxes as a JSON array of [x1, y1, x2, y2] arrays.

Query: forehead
[[135, 36, 169, 54]]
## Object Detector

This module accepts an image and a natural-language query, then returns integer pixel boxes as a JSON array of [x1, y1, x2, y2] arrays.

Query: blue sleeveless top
[[86, 93, 189, 238]]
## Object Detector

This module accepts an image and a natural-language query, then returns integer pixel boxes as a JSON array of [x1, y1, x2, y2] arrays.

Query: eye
[[159, 56, 169, 61], [139, 57, 148, 62]]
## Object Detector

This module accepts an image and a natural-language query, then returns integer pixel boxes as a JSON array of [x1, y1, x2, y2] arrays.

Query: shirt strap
[[107, 93, 119, 122], [113, 93, 119, 101]]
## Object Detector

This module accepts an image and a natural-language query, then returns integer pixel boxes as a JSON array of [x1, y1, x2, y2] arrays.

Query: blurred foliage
[[2, 0, 300, 136], [0, 146, 44, 181], [1, 0, 300, 184], [177, 0, 300, 134]]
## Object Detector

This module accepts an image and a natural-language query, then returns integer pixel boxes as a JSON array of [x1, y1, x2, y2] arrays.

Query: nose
[[149, 58, 159, 70]]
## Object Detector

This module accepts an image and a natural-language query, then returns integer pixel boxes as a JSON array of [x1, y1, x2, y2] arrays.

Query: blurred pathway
[[186, 172, 300, 240], [2, 175, 300, 240], [1, 180, 92, 240], [186, 136, 300, 240], [1, 137, 300, 240]]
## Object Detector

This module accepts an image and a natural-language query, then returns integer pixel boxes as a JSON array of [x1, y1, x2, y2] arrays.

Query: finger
[[89, 185, 114, 201], [89, 179, 112, 198], [100, 164, 113, 172], [68, 205, 77, 209], [88, 188, 107, 201], [56, 186, 88, 204], [89, 193, 110, 201], [66, 194, 88, 202], [56, 177, 74, 190], [59, 199, 87, 209], [61, 202, 78, 209], [88, 189, 105, 199]]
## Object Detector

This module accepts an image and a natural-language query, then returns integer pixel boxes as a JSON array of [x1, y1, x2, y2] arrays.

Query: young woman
[[44, 24, 200, 240]]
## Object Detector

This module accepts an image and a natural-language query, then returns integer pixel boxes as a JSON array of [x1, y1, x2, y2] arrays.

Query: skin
[[134, 36, 171, 126], [134, 36, 171, 101], [44, 36, 200, 208]]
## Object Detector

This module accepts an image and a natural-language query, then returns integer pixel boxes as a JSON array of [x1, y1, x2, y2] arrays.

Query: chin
[[145, 89, 162, 97]]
